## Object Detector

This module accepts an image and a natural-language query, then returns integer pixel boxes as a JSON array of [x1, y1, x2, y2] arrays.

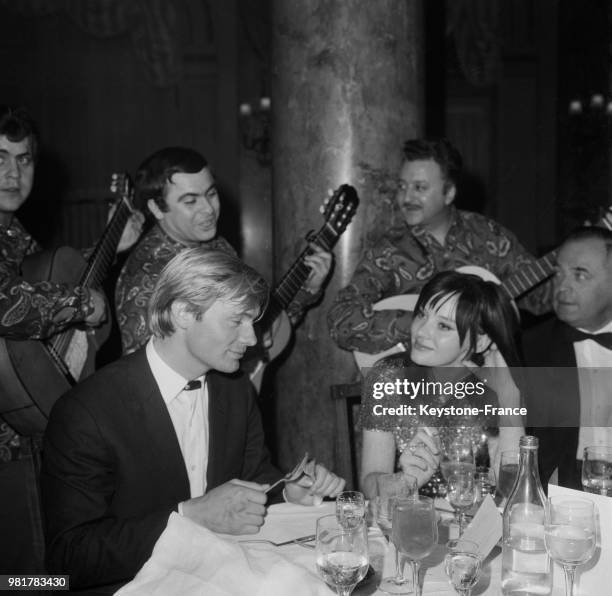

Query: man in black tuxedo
[[524, 226, 612, 491], [41, 248, 344, 594]]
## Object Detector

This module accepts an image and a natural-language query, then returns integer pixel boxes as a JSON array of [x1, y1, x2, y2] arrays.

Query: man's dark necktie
[[184, 380, 202, 391]]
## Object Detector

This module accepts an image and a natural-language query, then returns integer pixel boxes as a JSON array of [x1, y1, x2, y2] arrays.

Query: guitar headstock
[[110, 172, 135, 211], [320, 184, 359, 236]]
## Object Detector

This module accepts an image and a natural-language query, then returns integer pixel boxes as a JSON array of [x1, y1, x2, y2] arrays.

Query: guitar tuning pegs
[[319, 206, 325, 214]]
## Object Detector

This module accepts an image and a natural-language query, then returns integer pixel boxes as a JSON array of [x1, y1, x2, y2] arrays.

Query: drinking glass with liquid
[[336, 491, 366, 529], [544, 497, 597, 596], [444, 539, 482, 596], [315, 514, 369, 596], [496, 451, 519, 509], [582, 446, 612, 496]]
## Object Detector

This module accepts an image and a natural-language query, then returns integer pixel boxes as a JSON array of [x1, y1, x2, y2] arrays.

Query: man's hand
[[114, 209, 145, 253], [303, 243, 332, 294], [84, 289, 107, 326], [284, 462, 345, 505], [181, 479, 269, 534]]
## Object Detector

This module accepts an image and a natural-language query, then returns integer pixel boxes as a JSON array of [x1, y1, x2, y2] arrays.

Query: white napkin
[[115, 512, 329, 596]]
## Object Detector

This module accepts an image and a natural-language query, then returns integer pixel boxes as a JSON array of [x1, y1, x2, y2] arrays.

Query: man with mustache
[[524, 226, 612, 491], [328, 137, 549, 360], [116, 146, 332, 356]]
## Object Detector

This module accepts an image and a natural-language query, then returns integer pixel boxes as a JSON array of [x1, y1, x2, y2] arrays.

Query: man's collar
[[146, 339, 205, 404]]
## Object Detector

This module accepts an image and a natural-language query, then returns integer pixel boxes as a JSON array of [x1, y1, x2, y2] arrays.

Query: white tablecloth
[[116, 500, 590, 595]]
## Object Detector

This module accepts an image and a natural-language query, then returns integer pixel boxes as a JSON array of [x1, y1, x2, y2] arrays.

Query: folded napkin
[[115, 512, 330, 596]]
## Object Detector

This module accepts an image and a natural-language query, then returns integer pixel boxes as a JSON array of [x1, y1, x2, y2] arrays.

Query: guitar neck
[[266, 224, 338, 321], [502, 251, 557, 299], [79, 200, 131, 288]]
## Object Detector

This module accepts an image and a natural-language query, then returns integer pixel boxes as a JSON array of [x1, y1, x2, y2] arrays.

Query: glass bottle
[[501, 435, 552, 595]]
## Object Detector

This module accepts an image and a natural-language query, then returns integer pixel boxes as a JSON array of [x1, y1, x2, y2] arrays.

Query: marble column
[[271, 0, 424, 480]]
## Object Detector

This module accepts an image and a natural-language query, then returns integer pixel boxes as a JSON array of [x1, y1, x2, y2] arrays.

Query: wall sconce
[[568, 93, 612, 115], [239, 97, 271, 166]]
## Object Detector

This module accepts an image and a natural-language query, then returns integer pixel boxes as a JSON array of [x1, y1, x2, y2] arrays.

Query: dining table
[[116, 496, 601, 595]]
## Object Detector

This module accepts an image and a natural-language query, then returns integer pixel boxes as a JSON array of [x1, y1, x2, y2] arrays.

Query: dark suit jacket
[[41, 348, 281, 593], [523, 318, 583, 492]]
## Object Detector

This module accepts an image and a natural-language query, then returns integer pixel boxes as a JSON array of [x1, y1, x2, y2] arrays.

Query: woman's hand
[[464, 343, 520, 408], [398, 427, 441, 488]]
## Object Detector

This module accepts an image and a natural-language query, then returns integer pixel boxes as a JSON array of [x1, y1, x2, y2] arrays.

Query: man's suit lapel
[[125, 350, 190, 501]]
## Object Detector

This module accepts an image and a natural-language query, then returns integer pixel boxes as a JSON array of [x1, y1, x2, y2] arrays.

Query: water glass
[[474, 466, 496, 507], [446, 469, 477, 535], [315, 514, 369, 596], [440, 433, 475, 481], [392, 495, 438, 596], [495, 450, 519, 507], [544, 497, 597, 596], [444, 539, 482, 596], [336, 491, 366, 529], [376, 473, 418, 537], [376, 473, 417, 594], [582, 446, 612, 496]]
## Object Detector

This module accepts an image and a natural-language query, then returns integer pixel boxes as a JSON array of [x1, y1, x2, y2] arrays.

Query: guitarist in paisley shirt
[[328, 137, 553, 367], [0, 105, 143, 572], [115, 146, 332, 360]]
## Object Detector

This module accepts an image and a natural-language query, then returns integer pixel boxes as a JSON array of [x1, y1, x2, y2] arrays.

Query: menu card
[[548, 484, 610, 594], [461, 494, 502, 559]]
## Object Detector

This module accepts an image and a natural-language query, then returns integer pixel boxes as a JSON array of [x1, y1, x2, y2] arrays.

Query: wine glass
[[446, 468, 477, 535], [376, 473, 418, 594], [336, 491, 366, 529], [582, 446, 612, 496], [473, 466, 496, 507], [495, 450, 519, 508], [544, 497, 597, 596], [392, 495, 438, 596], [440, 432, 475, 506], [315, 514, 369, 596], [444, 539, 482, 596]]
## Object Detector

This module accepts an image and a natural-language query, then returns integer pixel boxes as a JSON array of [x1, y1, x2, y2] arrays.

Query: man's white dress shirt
[[573, 320, 612, 456], [146, 340, 209, 498]]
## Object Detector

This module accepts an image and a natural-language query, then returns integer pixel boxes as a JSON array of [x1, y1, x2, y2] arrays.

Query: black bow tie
[[183, 380, 202, 391], [565, 325, 612, 350]]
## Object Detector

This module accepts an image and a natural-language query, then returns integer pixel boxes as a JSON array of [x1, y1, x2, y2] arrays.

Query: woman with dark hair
[[359, 271, 525, 499]]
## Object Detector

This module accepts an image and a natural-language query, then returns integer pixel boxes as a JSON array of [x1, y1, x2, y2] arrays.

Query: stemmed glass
[[581, 446, 612, 496], [495, 450, 519, 508], [440, 432, 475, 480], [444, 539, 482, 596], [376, 473, 418, 594], [446, 469, 477, 535], [336, 491, 366, 529], [392, 495, 438, 596], [474, 466, 496, 507], [544, 497, 597, 596], [315, 514, 369, 596]]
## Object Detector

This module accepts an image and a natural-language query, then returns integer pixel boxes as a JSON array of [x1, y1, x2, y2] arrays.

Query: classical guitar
[[0, 173, 135, 435], [248, 184, 359, 391]]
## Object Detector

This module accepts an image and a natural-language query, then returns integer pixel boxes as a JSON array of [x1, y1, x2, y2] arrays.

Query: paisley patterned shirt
[[0, 219, 95, 340], [115, 224, 320, 355], [328, 207, 551, 354], [0, 218, 95, 461]]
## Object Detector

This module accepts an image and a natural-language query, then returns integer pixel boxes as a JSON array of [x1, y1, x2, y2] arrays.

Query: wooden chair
[[329, 382, 362, 490]]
